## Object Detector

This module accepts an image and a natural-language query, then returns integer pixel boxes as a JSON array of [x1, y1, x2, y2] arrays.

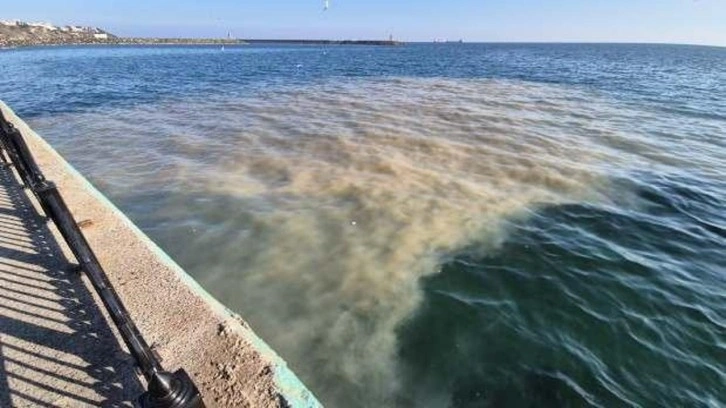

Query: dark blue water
[[1, 44, 724, 407], [3, 44, 725, 121]]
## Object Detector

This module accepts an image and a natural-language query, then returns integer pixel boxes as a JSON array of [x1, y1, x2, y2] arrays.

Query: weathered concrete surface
[[0, 164, 143, 406], [0, 101, 321, 407]]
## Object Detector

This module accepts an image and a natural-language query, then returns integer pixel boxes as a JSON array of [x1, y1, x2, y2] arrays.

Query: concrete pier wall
[[0, 101, 321, 407]]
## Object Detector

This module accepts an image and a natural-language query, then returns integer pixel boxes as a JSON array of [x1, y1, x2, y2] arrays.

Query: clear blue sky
[[3, 0, 726, 46]]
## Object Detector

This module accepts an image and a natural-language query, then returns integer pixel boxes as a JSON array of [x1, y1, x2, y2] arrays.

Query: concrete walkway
[[0, 164, 144, 407]]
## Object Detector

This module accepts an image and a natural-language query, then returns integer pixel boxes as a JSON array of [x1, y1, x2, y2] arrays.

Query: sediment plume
[[33, 78, 621, 406]]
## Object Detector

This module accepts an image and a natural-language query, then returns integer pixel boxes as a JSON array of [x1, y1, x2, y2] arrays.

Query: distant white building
[[1, 20, 105, 36], [29, 22, 58, 30]]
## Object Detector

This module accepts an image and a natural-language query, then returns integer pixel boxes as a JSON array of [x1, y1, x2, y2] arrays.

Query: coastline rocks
[[0, 21, 242, 47]]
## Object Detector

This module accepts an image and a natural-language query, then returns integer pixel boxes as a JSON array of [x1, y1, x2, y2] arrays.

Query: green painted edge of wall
[[0, 100, 322, 408]]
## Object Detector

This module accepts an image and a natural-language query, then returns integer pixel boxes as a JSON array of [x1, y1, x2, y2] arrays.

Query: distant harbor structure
[[433, 38, 464, 43]]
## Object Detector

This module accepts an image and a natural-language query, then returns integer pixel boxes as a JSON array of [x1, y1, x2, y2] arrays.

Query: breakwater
[[0, 38, 402, 48], [0, 37, 243, 47], [243, 39, 402, 45]]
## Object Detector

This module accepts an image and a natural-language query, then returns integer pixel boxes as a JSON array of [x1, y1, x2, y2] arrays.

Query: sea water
[[1, 43, 724, 407]]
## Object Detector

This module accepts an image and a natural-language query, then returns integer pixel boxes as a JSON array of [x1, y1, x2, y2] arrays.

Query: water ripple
[[1, 44, 723, 407]]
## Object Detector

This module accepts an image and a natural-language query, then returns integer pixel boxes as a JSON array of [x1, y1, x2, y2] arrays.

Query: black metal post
[[0, 123, 34, 189], [0, 111, 204, 408]]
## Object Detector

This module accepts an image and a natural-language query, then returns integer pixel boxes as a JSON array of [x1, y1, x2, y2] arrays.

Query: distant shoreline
[[1, 38, 403, 48], [242, 39, 402, 46]]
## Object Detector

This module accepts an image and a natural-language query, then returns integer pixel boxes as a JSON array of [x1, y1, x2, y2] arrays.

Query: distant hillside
[[0, 20, 115, 47], [0, 19, 399, 48], [0, 20, 247, 47]]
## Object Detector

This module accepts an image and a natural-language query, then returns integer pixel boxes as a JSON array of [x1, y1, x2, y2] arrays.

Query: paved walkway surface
[[0, 164, 144, 407]]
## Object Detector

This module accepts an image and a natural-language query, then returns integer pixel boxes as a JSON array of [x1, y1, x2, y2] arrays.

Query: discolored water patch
[[27, 77, 725, 407]]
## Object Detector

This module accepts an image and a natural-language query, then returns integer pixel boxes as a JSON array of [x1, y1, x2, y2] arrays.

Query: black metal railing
[[0, 110, 204, 408]]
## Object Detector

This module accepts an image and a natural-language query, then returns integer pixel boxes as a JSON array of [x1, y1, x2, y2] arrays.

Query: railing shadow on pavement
[[0, 165, 144, 406], [0, 109, 204, 407]]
